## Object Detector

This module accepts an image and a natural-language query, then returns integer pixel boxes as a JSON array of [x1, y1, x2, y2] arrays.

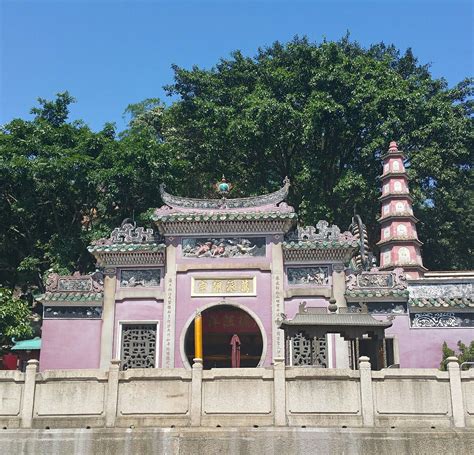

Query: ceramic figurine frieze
[[182, 237, 266, 258], [285, 220, 355, 243], [120, 269, 161, 287], [287, 266, 330, 285]]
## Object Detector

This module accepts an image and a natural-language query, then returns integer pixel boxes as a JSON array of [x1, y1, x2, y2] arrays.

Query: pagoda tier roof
[[379, 262, 428, 272], [378, 171, 408, 181], [376, 236, 423, 246], [377, 213, 419, 223], [378, 192, 413, 202], [381, 150, 405, 160], [154, 178, 294, 218]]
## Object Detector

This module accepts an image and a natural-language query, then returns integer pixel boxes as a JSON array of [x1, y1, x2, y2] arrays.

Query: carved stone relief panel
[[182, 237, 266, 258], [287, 266, 330, 285], [43, 306, 103, 319], [410, 312, 474, 328], [348, 302, 407, 314], [120, 269, 161, 287], [121, 324, 157, 370], [408, 283, 473, 299]]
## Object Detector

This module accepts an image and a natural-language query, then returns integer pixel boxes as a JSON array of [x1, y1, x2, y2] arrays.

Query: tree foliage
[[0, 37, 473, 300], [0, 288, 33, 350], [440, 340, 474, 370], [163, 37, 473, 268]]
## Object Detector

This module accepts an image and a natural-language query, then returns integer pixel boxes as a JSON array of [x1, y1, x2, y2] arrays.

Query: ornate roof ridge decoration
[[346, 267, 407, 291], [45, 271, 104, 293], [90, 221, 161, 247], [159, 177, 290, 211], [285, 220, 357, 244], [39, 271, 104, 303], [88, 243, 165, 253], [153, 211, 297, 223]]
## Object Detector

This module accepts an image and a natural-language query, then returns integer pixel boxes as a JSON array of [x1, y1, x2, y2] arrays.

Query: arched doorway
[[184, 305, 264, 369]]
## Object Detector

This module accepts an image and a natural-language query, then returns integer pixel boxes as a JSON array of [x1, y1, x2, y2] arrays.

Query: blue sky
[[1, 0, 473, 131]]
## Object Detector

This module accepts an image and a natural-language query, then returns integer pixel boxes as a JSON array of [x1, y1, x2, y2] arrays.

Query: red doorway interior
[[184, 305, 263, 369]]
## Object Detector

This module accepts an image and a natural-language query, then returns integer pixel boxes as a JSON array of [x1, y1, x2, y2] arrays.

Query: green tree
[[0, 288, 33, 352], [0, 92, 114, 289], [163, 36, 473, 269], [440, 340, 474, 370]]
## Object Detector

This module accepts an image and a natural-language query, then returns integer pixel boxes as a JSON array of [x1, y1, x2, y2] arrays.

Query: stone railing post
[[359, 356, 375, 427], [447, 356, 465, 428], [20, 359, 39, 428], [190, 359, 203, 426], [273, 358, 287, 426], [105, 359, 121, 428]]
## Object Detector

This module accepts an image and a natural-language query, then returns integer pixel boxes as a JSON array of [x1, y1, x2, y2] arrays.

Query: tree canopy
[[1, 36, 473, 297]]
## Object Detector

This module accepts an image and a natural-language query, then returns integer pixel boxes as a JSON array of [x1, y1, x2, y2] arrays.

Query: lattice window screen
[[290, 332, 327, 367], [121, 324, 157, 370]]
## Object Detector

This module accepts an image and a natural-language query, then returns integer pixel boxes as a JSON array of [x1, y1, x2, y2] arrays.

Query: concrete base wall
[[1, 427, 473, 455]]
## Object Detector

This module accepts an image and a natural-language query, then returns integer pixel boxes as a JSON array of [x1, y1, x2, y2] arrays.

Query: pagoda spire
[[377, 141, 426, 278]]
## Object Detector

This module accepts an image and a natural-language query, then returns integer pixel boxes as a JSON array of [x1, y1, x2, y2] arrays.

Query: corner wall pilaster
[[162, 242, 177, 367], [332, 263, 346, 308], [271, 241, 285, 361], [100, 268, 117, 369]]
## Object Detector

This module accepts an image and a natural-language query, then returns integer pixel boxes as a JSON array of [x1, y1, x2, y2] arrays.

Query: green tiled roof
[[409, 297, 474, 309], [38, 292, 103, 302], [283, 239, 359, 250], [12, 337, 41, 351], [87, 242, 165, 253], [152, 211, 297, 223], [346, 289, 409, 298]]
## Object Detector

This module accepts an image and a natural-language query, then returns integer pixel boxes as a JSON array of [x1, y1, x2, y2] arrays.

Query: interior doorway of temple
[[184, 305, 263, 369]]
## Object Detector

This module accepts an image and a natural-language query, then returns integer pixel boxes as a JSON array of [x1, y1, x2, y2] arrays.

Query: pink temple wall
[[113, 299, 163, 365], [284, 298, 328, 320], [39, 319, 101, 370], [174, 268, 273, 368], [379, 315, 474, 368]]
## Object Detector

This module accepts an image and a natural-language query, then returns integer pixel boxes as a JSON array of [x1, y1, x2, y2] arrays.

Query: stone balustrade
[[0, 357, 472, 429]]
